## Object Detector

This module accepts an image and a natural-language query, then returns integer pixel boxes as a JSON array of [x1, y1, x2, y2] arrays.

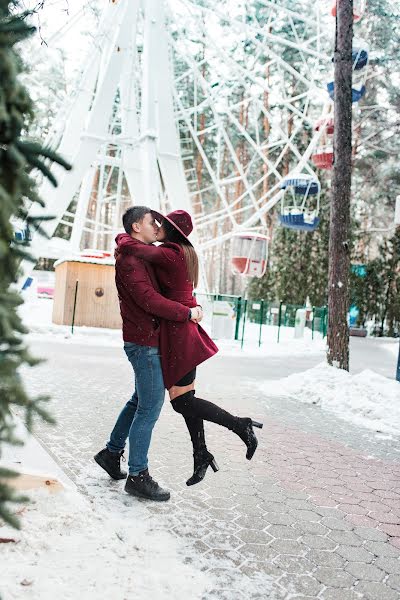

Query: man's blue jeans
[[107, 342, 165, 475]]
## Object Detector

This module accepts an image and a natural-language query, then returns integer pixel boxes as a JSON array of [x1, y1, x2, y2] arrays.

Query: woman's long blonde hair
[[164, 221, 199, 287]]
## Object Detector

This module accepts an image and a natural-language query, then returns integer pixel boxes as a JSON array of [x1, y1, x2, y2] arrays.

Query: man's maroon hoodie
[[114, 234, 190, 346]]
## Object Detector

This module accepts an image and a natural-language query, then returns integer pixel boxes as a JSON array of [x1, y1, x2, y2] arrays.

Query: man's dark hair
[[122, 206, 152, 234]]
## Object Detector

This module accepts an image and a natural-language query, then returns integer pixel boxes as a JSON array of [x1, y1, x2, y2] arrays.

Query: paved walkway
[[21, 339, 400, 599]]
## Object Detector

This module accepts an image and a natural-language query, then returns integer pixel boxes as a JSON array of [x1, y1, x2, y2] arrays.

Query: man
[[94, 206, 202, 501]]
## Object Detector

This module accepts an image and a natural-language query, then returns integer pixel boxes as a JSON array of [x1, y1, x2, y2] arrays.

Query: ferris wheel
[[22, 0, 337, 286], [171, 0, 331, 244]]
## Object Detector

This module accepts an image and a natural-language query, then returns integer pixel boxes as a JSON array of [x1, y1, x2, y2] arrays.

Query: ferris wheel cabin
[[231, 233, 269, 278], [312, 117, 335, 170], [279, 174, 321, 232]]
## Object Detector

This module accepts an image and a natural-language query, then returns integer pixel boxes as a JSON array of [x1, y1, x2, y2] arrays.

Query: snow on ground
[[217, 323, 325, 357], [1, 488, 210, 600], [383, 338, 400, 361], [259, 362, 400, 437], [0, 422, 210, 600]]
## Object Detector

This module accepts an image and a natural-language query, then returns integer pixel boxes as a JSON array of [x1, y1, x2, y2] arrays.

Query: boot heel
[[251, 420, 263, 429], [210, 458, 219, 472]]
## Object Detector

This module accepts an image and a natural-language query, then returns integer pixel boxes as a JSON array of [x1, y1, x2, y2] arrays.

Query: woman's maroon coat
[[116, 234, 218, 389]]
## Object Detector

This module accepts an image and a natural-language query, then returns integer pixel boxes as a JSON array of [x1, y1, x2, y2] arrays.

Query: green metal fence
[[195, 292, 328, 347]]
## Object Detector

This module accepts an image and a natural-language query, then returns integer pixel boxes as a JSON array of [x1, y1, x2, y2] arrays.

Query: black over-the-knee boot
[[171, 390, 263, 460], [181, 414, 219, 486]]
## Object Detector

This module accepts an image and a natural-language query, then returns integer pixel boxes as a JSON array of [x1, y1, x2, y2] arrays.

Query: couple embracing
[[94, 206, 262, 501]]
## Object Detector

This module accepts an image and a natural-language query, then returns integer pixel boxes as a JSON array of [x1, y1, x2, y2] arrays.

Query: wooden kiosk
[[52, 253, 121, 329]]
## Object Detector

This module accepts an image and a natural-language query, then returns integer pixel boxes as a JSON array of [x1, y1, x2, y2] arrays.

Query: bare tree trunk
[[262, 56, 275, 240], [235, 90, 248, 224], [327, 0, 353, 370], [194, 51, 206, 217]]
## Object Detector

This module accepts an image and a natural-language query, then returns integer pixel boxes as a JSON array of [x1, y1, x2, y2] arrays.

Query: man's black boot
[[94, 447, 127, 480], [125, 469, 170, 501]]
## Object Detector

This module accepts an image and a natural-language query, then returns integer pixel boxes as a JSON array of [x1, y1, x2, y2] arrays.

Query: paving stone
[[338, 504, 369, 515], [233, 516, 267, 530], [327, 486, 351, 496], [310, 495, 338, 507], [206, 509, 242, 522], [296, 521, 329, 536], [313, 567, 356, 588], [301, 534, 337, 550], [273, 554, 315, 574], [364, 541, 400, 558], [259, 501, 289, 514], [171, 523, 212, 539], [374, 556, 400, 574], [381, 498, 400, 512], [267, 525, 300, 540], [233, 495, 264, 508], [328, 530, 363, 546], [204, 548, 244, 569], [231, 485, 260, 497], [386, 574, 400, 592], [336, 545, 374, 563], [322, 587, 363, 599], [238, 543, 277, 560], [239, 559, 283, 579], [332, 495, 362, 506], [373, 489, 400, 499], [371, 513, 400, 524], [232, 504, 264, 517], [284, 490, 309, 500], [345, 514, 379, 528], [247, 585, 288, 600], [269, 539, 306, 556], [205, 567, 248, 587], [317, 508, 346, 519], [355, 581, 400, 600], [353, 527, 388, 542], [289, 509, 321, 522], [306, 549, 345, 568], [207, 497, 237, 510], [264, 512, 296, 526], [285, 499, 320, 511], [361, 500, 391, 512], [278, 574, 323, 596], [235, 529, 273, 545], [345, 562, 385, 581], [202, 532, 243, 550], [261, 492, 288, 503], [379, 524, 400, 537], [212, 520, 241, 535], [321, 517, 353, 531], [192, 540, 211, 554]]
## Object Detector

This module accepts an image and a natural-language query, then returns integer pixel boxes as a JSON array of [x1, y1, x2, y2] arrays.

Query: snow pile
[[260, 362, 400, 436], [0, 487, 209, 600]]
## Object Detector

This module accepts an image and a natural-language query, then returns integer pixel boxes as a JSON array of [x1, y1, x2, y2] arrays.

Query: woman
[[115, 209, 262, 486]]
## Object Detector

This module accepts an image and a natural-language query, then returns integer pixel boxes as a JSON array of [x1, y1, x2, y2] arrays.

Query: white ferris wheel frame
[[20, 0, 361, 283]]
